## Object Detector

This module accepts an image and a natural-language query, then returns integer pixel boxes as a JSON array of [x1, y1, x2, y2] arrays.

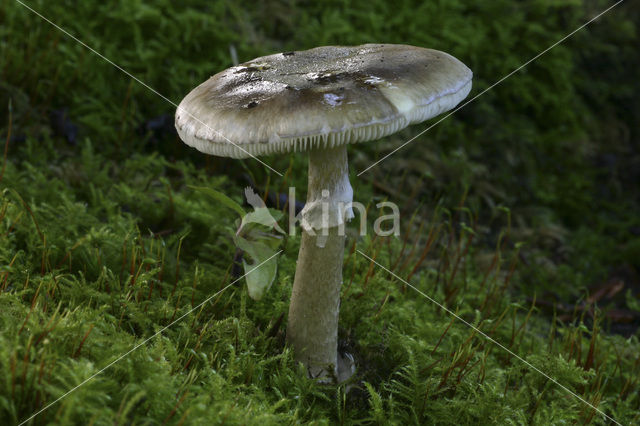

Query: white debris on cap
[[175, 44, 472, 159]]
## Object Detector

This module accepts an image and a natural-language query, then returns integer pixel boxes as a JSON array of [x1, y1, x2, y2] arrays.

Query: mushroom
[[175, 44, 472, 382]]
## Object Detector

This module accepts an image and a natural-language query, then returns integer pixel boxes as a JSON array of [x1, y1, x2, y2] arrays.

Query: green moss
[[1, 0, 639, 424]]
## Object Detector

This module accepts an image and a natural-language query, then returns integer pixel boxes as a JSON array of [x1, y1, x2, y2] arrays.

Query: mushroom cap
[[175, 44, 472, 159]]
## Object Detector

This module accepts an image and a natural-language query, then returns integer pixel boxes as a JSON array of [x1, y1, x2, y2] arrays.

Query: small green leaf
[[239, 208, 286, 236], [233, 235, 280, 300]]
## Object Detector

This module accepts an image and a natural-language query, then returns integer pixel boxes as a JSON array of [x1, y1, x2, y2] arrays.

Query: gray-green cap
[[175, 44, 472, 159]]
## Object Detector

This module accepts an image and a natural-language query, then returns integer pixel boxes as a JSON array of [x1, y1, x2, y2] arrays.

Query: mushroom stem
[[287, 144, 353, 381]]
